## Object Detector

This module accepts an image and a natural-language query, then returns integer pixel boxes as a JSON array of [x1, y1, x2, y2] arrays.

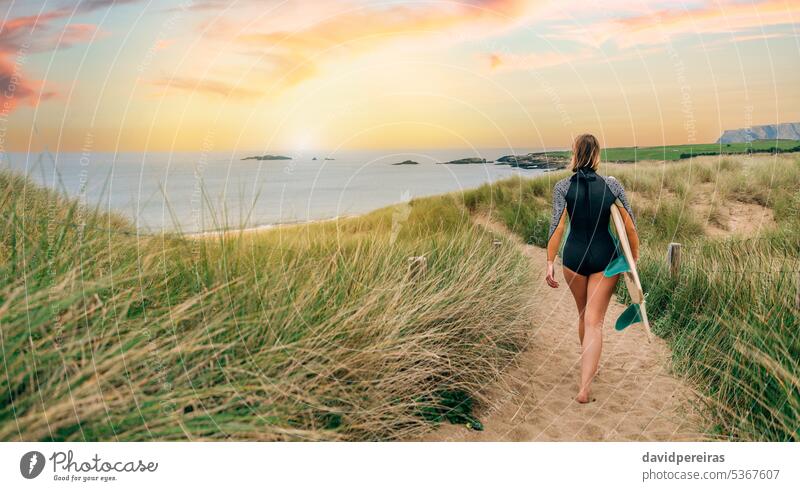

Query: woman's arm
[[546, 179, 570, 263], [545, 179, 569, 288], [547, 210, 567, 262]]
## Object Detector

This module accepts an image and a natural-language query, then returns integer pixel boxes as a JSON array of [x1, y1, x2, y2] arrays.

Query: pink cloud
[[0, 58, 44, 111], [153, 39, 175, 52], [0, 10, 101, 112], [59, 23, 104, 48], [485, 48, 594, 71], [0, 12, 63, 110]]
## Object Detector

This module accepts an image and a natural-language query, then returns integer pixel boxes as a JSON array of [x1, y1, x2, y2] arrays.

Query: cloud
[[0, 58, 50, 110], [239, 0, 531, 52], [152, 38, 175, 51], [59, 23, 104, 48], [151, 76, 264, 99], [479, 0, 799, 73], [225, 0, 535, 92], [0, 9, 103, 112], [484, 48, 594, 71], [0, 11, 67, 52], [0, 12, 65, 110], [74, 0, 144, 12], [545, 0, 800, 49], [165, 0, 229, 11]]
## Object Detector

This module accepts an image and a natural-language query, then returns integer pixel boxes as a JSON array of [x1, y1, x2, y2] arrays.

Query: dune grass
[[0, 170, 535, 441], [3, 152, 797, 442], [463, 153, 800, 441]]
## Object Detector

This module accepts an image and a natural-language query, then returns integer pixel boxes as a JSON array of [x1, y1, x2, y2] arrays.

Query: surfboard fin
[[615, 303, 643, 331]]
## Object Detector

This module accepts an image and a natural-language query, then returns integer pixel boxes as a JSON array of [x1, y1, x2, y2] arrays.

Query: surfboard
[[606, 199, 652, 339]]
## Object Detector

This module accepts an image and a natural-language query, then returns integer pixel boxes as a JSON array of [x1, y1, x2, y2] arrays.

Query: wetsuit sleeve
[[547, 209, 567, 262], [547, 179, 569, 262]]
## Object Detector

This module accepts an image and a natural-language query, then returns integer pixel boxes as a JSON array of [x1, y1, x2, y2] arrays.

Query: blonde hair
[[570, 134, 600, 172]]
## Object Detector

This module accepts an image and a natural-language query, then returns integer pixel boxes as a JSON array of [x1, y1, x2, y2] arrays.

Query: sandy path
[[421, 216, 705, 442]]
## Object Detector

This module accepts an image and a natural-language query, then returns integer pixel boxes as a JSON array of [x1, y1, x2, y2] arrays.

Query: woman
[[545, 134, 639, 404]]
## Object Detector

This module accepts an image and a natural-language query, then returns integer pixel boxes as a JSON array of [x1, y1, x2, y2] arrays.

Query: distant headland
[[717, 122, 800, 143]]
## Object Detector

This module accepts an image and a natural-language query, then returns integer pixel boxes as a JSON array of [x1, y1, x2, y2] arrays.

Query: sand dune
[[420, 216, 706, 442]]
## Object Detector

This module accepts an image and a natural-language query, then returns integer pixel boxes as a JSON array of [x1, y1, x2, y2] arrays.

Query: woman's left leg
[[561, 266, 588, 344], [576, 271, 619, 403]]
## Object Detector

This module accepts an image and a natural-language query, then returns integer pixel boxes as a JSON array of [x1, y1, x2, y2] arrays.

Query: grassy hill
[[0, 170, 535, 441], [543, 139, 800, 162]]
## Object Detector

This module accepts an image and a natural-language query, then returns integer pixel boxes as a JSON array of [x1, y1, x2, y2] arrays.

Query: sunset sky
[[1, 0, 799, 153]]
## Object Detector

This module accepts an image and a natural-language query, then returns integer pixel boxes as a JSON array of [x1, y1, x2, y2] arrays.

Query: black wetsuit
[[547, 168, 638, 276]]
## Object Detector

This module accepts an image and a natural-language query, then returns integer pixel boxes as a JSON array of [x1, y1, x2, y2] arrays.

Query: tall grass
[[463, 154, 800, 441], [462, 172, 569, 247], [0, 170, 535, 441], [641, 236, 798, 440], [638, 156, 800, 440], [4, 152, 797, 441]]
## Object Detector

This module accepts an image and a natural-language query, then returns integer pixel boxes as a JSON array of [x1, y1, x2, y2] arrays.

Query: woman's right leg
[[562, 266, 588, 344], [576, 271, 619, 403]]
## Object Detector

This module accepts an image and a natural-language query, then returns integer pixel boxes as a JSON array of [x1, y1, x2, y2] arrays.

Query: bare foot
[[576, 390, 591, 403]]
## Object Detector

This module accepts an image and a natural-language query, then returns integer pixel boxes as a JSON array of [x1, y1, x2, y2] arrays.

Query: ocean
[[1, 148, 557, 233]]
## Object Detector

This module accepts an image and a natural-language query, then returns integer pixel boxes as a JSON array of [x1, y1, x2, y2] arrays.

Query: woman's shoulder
[[553, 176, 571, 194], [598, 174, 625, 192], [596, 172, 616, 181]]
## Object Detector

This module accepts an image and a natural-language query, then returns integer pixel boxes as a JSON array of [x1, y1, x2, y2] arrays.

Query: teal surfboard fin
[[603, 254, 630, 277], [615, 303, 643, 331]]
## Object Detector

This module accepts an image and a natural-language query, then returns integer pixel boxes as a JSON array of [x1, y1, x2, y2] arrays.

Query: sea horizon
[[0, 147, 560, 233]]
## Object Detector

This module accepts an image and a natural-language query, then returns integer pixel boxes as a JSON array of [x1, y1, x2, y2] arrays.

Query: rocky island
[[392, 160, 419, 165], [495, 152, 567, 170], [241, 154, 292, 161], [436, 157, 490, 165]]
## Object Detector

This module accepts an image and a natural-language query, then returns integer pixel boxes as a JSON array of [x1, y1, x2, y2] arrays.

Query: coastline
[[185, 214, 354, 238]]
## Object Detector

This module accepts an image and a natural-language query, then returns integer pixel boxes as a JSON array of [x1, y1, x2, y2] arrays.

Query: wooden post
[[796, 271, 800, 310], [407, 256, 427, 280], [666, 243, 681, 280]]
